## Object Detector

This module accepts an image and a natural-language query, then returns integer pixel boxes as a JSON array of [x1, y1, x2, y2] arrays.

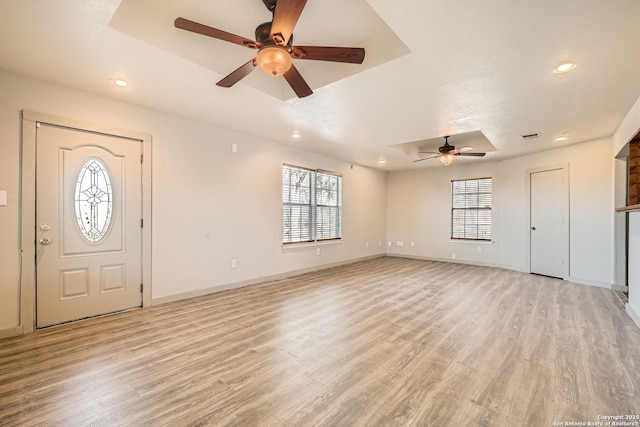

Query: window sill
[[449, 239, 494, 245], [281, 240, 343, 250]]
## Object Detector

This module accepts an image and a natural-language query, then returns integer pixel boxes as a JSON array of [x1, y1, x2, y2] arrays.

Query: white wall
[[628, 213, 640, 327], [614, 157, 628, 289], [614, 94, 640, 327], [0, 89, 21, 331], [614, 95, 640, 155], [386, 161, 500, 265], [386, 137, 615, 287], [499, 138, 614, 286], [0, 70, 387, 332], [150, 118, 387, 300]]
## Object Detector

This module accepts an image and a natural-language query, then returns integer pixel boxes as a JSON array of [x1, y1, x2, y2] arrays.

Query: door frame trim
[[525, 163, 570, 279], [20, 111, 152, 333]]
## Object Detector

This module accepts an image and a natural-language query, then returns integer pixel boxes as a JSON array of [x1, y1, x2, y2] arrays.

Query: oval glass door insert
[[75, 158, 113, 243]]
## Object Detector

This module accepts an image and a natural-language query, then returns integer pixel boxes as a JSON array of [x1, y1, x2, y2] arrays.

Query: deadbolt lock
[[39, 237, 52, 246], [40, 224, 50, 231]]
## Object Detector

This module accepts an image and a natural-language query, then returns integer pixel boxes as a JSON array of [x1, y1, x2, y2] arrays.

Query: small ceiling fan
[[414, 136, 487, 165], [174, 0, 365, 98]]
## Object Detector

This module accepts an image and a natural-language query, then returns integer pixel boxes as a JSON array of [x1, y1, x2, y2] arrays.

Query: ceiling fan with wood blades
[[414, 136, 486, 165], [174, 0, 366, 98]]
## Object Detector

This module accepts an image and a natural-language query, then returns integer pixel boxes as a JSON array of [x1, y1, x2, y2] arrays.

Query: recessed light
[[291, 133, 301, 139], [113, 79, 129, 87], [553, 62, 576, 74], [377, 158, 387, 165], [554, 136, 569, 142]]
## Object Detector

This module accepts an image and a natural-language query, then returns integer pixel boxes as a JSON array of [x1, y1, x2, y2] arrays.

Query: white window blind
[[282, 165, 342, 244], [451, 177, 492, 241]]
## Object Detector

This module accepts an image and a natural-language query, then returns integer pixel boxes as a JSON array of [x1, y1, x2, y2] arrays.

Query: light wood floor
[[1, 257, 640, 426]]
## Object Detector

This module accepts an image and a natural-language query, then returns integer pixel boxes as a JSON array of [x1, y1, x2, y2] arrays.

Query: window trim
[[282, 164, 343, 245], [450, 177, 492, 242]]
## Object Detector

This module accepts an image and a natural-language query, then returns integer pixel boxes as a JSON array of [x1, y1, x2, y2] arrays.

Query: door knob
[[531, 226, 536, 231], [39, 237, 52, 246]]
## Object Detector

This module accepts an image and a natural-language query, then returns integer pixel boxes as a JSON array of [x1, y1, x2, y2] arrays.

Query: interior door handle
[[39, 237, 52, 246], [531, 226, 536, 231]]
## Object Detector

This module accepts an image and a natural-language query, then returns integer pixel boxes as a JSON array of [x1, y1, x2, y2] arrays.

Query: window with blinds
[[282, 165, 342, 244], [451, 177, 492, 241]]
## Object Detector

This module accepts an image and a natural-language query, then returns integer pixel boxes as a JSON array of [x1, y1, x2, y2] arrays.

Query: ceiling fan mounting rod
[[263, 0, 277, 12], [440, 135, 454, 153], [255, 22, 292, 49]]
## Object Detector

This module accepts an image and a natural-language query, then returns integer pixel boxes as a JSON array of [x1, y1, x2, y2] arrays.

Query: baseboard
[[152, 254, 386, 306], [386, 253, 498, 269], [566, 276, 612, 289], [384, 255, 616, 289], [498, 264, 530, 274], [626, 304, 640, 330], [612, 284, 629, 292], [0, 326, 24, 339]]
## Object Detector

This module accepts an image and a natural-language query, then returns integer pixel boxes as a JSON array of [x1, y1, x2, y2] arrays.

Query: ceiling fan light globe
[[256, 45, 292, 77], [438, 153, 455, 166]]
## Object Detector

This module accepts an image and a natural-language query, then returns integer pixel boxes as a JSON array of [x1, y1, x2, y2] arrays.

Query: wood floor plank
[[507, 360, 555, 426], [1, 257, 639, 426]]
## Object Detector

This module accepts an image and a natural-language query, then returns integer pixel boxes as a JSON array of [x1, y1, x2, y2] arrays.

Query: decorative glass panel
[[75, 158, 113, 243]]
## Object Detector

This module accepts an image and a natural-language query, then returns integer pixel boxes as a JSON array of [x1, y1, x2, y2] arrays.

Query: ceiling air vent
[[521, 133, 540, 140]]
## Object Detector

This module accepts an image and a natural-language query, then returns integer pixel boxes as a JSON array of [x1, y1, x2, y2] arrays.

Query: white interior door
[[36, 124, 142, 327], [530, 168, 568, 279]]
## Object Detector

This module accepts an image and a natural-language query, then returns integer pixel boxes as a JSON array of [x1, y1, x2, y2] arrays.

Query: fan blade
[[291, 46, 365, 64], [457, 152, 486, 157], [283, 64, 313, 98], [270, 0, 307, 46], [418, 151, 439, 155], [175, 17, 260, 49], [456, 146, 474, 153], [216, 59, 257, 87], [413, 155, 440, 162]]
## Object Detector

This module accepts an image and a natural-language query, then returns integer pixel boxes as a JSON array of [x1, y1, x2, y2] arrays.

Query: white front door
[[36, 123, 142, 327], [530, 168, 568, 279]]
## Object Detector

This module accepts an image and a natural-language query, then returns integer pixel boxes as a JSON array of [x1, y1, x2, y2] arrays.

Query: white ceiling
[[1, 0, 639, 170], [110, 0, 409, 100]]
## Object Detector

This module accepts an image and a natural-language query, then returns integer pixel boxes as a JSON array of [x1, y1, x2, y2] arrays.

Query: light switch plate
[[0, 191, 6, 206]]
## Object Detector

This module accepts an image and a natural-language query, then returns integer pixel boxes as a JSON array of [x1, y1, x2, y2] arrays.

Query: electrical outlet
[[451, 253, 456, 259], [477, 246, 482, 253], [366, 242, 369, 248], [411, 241, 415, 247], [316, 248, 321, 256], [231, 143, 238, 152], [231, 258, 237, 269], [379, 241, 382, 246]]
